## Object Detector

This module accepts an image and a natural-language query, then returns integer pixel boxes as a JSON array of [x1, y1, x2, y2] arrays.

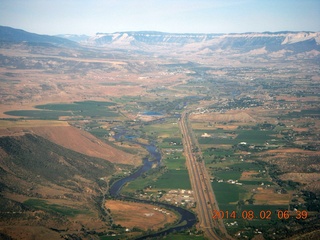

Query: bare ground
[[253, 188, 291, 205], [105, 200, 178, 231], [0, 121, 141, 165], [190, 110, 256, 123]]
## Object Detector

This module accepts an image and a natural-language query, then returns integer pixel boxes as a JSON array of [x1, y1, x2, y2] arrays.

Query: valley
[[0, 26, 319, 239]]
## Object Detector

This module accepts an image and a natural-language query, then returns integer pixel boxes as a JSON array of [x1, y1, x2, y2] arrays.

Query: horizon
[[2, 25, 319, 37], [1, 0, 319, 35]]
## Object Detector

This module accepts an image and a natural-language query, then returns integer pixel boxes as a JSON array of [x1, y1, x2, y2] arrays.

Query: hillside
[[0, 133, 117, 239], [0, 26, 77, 47], [28, 125, 141, 165], [0, 133, 114, 195], [0, 122, 141, 165]]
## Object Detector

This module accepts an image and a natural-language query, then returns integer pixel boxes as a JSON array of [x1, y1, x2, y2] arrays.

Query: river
[[108, 130, 197, 239]]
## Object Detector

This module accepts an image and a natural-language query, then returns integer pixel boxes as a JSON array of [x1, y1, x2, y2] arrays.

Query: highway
[[179, 111, 232, 240]]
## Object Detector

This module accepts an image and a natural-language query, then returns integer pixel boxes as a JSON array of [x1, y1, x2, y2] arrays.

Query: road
[[179, 111, 232, 240]]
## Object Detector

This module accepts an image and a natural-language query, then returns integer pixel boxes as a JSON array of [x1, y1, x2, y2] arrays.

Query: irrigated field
[[189, 106, 320, 238]]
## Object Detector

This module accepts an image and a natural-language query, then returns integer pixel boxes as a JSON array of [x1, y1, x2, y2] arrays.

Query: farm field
[[162, 152, 186, 170], [189, 107, 320, 238], [104, 200, 178, 232], [153, 169, 191, 190], [4, 100, 121, 120], [0, 26, 319, 240]]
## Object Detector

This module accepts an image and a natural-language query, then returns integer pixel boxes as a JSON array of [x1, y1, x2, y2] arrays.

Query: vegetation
[[5, 101, 119, 119], [153, 170, 191, 189], [0, 134, 114, 185], [24, 199, 91, 217]]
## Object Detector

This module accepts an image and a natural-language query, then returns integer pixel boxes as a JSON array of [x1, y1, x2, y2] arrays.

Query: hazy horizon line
[[2, 25, 319, 37]]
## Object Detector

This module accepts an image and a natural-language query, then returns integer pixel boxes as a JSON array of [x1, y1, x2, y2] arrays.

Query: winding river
[[109, 131, 197, 239]]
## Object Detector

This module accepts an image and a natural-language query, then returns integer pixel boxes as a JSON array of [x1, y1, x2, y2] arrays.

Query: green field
[[286, 109, 320, 118], [36, 101, 119, 118], [4, 110, 73, 119], [241, 204, 289, 221], [24, 199, 91, 217], [123, 169, 191, 192], [240, 180, 274, 185], [212, 182, 246, 204], [203, 148, 234, 157], [88, 127, 109, 138], [163, 233, 205, 240], [143, 120, 181, 139], [213, 170, 242, 181], [153, 169, 191, 189], [159, 137, 183, 148], [235, 130, 275, 144], [163, 152, 186, 170], [5, 101, 119, 119]]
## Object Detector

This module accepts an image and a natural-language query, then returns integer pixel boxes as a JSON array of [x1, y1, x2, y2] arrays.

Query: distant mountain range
[[0, 26, 77, 47], [83, 31, 320, 53], [1, 26, 320, 55]]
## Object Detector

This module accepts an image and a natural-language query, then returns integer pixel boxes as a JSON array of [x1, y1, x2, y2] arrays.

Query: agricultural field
[[4, 100, 121, 120], [0, 26, 319, 240], [162, 151, 186, 170], [23, 199, 92, 217], [189, 105, 320, 238], [122, 119, 191, 198], [104, 200, 178, 232], [153, 169, 191, 190]]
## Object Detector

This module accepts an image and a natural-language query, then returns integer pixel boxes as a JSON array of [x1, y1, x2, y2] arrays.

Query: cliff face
[[85, 31, 320, 53]]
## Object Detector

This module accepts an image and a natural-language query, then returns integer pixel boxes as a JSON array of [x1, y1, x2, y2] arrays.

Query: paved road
[[179, 112, 232, 240]]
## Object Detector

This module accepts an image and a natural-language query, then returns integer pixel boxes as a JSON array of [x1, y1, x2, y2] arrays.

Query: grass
[[159, 140, 183, 149], [100, 235, 126, 240], [4, 101, 119, 119], [240, 180, 274, 185], [35, 101, 119, 118], [154, 170, 191, 189], [213, 170, 242, 181], [144, 121, 181, 139], [163, 152, 186, 170], [218, 203, 238, 213], [241, 205, 289, 221], [286, 109, 320, 118], [163, 233, 206, 240], [203, 148, 234, 157], [230, 162, 263, 171], [212, 182, 246, 204], [88, 127, 109, 138], [4, 110, 73, 120], [198, 129, 275, 145], [235, 130, 275, 145], [24, 199, 90, 217], [198, 137, 235, 145]]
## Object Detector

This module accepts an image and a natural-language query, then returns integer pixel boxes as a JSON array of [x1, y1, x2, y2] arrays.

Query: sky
[[0, 0, 319, 35]]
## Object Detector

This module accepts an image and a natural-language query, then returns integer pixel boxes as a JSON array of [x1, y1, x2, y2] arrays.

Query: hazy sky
[[1, 0, 319, 35]]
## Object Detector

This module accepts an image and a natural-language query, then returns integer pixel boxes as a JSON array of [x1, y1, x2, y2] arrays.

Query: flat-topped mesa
[[84, 31, 320, 53]]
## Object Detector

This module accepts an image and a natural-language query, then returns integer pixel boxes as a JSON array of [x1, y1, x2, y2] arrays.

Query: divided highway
[[179, 112, 232, 240]]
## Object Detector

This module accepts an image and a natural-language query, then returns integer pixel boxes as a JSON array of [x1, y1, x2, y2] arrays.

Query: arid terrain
[[0, 27, 319, 239]]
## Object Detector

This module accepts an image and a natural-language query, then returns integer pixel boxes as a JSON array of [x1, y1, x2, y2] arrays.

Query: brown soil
[[240, 171, 260, 180], [0, 226, 61, 240], [253, 188, 291, 205], [214, 125, 239, 130], [0, 123, 141, 165], [105, 200, 178, 231], [266, 148, 318, 155], [190, 110, 256, 123], [280, 173, 320, 192]]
